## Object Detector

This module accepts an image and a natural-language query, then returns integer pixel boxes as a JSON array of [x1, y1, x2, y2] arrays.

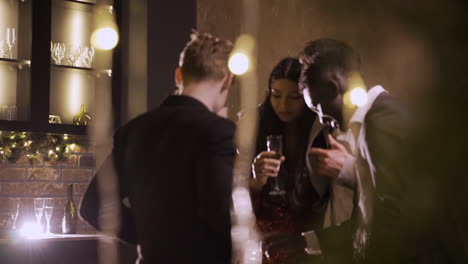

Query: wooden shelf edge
[[0, 121, 88, 135]]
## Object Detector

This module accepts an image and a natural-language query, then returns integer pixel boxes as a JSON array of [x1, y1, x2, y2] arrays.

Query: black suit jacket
[[80, 95, 236, 264]]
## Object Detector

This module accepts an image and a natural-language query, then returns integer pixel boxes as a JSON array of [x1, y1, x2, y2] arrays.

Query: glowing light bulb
[[91, 27, 118, 50], [229, 52, 249, 75], [350, 88, 368, 107]]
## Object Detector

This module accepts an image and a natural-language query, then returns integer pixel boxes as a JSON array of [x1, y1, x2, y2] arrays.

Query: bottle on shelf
[[62, 184, 78, 234]]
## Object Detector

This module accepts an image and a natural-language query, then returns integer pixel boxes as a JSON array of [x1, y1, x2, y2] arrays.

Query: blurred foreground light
[[229, 52, 250, 75], [232, 187, 253, 220], [91, 27, 118, 50], [20, 222, 44, 239], [350, 87, 368, 107]]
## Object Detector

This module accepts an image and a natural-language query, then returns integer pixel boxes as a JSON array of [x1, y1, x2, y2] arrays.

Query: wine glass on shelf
[[43, 198, 54, 234], [33, 198, 44, 231], [51, 42, 66, 65], [67, 44, 82, 66], [0, 40, 7, 58], [266, 135, 286, 196], [9, 198, 20, 230], [81, 46, 94, 68], [6, 27, 16, 59]]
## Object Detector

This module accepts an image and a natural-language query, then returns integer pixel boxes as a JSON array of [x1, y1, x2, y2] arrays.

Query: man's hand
[[309, 134, 350, 178]]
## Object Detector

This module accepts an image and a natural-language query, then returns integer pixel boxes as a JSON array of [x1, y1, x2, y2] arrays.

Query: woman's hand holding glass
[[252, 151, 285, 189]]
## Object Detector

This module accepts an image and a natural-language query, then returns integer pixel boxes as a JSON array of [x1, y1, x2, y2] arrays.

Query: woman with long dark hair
[[247, 57, 327, 264]]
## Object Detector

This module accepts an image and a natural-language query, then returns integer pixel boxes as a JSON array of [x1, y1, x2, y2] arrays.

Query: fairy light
[[0, 131, 85, 163]]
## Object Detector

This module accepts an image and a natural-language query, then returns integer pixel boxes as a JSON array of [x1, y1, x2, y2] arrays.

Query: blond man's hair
[[179, 32, 233, 85]]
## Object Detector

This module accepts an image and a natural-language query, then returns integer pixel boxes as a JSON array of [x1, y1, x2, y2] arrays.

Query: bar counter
[[0, 233, 137, 264]]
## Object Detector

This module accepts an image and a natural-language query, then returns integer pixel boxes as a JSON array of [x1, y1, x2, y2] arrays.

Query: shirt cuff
[[302, 230, 322, 255], [336, 154, 356, 187]]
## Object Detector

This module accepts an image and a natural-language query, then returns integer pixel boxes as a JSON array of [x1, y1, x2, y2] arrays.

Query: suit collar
[[163, 95, 211, 112]]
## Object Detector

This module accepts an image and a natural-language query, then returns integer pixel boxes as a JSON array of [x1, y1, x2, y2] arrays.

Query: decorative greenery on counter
[[0, 131, 88, 164]]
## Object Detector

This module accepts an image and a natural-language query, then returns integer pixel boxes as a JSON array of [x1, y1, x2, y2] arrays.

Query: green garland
[[0, 131, 88, 164]]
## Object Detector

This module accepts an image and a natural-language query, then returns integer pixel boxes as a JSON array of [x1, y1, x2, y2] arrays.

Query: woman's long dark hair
[[256, 57, 315, 159], [256, 57, 319, 212]]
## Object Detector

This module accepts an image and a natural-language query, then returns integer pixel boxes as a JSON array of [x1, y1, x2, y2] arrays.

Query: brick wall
[[0, 133, 96, 234]]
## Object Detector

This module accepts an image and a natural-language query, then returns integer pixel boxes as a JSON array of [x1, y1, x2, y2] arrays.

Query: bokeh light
[[350, 87, 368, 107], [91, 27, 118, 50], [20, 221, 44, 239], [229, 52, 250, 75]]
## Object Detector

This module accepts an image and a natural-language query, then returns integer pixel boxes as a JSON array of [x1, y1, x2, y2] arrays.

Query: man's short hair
[[179, 32, 233, 85], [299, 39, 360, 91]]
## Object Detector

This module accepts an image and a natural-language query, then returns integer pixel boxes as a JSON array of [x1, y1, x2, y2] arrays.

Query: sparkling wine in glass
[[266, 135, 286, 196], [10, 198, 20, 230], [43, 198, 54, 233], [34, 198, 44, 230]]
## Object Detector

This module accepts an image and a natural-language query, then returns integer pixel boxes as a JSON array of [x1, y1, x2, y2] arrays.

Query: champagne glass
[[81, 46, 94, 68], [10, 198, 20, 230], [266, 135, 286, 196], [43, 198, 54, 233], [33, 198, 44, 230], [0, 40, 7, 58], [6, 27, 16, 59], [67, 44, 82, 66]]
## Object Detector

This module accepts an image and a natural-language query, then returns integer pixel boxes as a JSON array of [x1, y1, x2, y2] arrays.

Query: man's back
[[83, 95, 235, 264]]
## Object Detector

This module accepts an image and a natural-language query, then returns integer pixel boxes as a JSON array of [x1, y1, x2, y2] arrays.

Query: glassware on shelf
[[0, 40, 7, 58], [0, 105, 7, 119], [51, 41, 66, 65], [81, 46, 95, 68], [0, 105, 17, 120], [43, 198, 54, 234], [9, 198, 21, 230], [67, 44, 82, 66], [33, 198, 44, 230], [6, 28, 16, 59]]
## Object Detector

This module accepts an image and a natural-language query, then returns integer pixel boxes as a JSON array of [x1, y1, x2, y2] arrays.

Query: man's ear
[[174, 67, 183, 91], [220, 73, 234, 93], [325, 79, 340, 101]]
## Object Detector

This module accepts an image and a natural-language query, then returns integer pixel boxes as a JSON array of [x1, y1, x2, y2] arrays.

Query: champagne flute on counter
[[43, 198, 54, 233], [33, 198, 44, 230]]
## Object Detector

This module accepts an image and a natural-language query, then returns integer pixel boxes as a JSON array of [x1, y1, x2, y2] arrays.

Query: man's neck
[[181, 82, 220, 112]]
